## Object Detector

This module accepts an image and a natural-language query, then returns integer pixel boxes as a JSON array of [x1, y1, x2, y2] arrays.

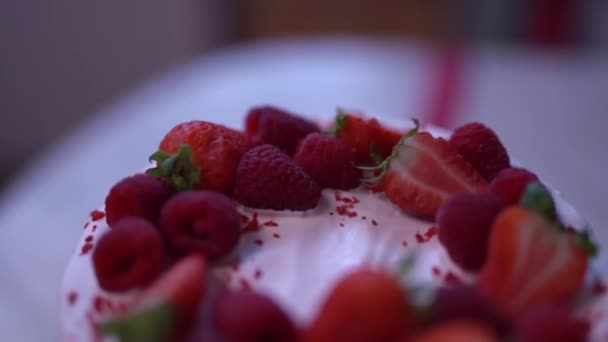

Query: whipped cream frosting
[[61, 127, 608, 342]]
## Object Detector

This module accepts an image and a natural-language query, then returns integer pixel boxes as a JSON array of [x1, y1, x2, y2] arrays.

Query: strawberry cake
[[61, 106, 608, 341]]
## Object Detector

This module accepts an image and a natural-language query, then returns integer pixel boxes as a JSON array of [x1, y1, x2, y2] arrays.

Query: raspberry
[[293, 133, 361, 190], [233, 145, 321, 211], [92, 218, 166, 292], [449, 122, 510, 181], [437, 192, 503, 271], [105, 174, 174, 226], [213, 290, 297, 342], [489, 167, 540, 206], [430, 285, 511, 337], [245, 106, 320, 155], [160, 191, 241, 260], [515, 304, 589, 342]]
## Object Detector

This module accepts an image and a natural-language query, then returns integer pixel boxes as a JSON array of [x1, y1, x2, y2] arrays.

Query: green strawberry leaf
[[147, 144, 200, 191], [325, 109, 347, 136], [102, 301, 175, 342], [520, 182, 557, 221]]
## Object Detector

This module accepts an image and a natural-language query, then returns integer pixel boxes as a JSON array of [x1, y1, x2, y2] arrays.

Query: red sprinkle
[[416, 226, 438, 243], [90, 210, 105, 221], [593, 279, 607, 295], [93, 296, 104, 313], [92, 225, 97, 232], [372, 219, 378, 226], [444, 271, 463, 285], [254, 239, 264, 246], [339, 223, 344, 227], [254, 269, 263, 279], [263, 220, 279, 227], [402, 241, 408, 247], [242, 212, 260, 234], [432, 266, 441, 277], [80, 243, 94, 255], [329, 212, 334, 216], [240, 278, 251, 291], [273, 233, 281, 239], [361, 216, 367, 220], [85, 235, 93, 243], [334, 191, 342, 201], [84, 222, 90, 230], [67, 291, 79, 306]]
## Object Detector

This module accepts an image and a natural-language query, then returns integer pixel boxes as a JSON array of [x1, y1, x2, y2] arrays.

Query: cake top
[[62, 106, 607, 341]]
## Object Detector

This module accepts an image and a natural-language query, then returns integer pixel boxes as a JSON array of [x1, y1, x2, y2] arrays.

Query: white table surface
[[0, 38, 606, 341]]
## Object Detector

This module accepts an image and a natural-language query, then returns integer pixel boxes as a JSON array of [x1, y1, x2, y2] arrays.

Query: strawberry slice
[[365, 120, 487, 218], [478, 184, 594, 317], [102, 254, 208, 341]]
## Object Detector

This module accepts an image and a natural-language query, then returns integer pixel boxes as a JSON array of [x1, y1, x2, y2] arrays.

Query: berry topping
[[158, 120, 249, 194], [364, 120, 487, 218], [449, 122, 510, 181], [489, 167, 539, 206], [408, 320, 498, 342], [103, 254, 208, 342], [293, 132, 361, 190], [478, 206, 589, 317], [147, 144, 200, 191], [93, 218, 166, 292], [303, 268, 417, 342], [233, 144, 321, 211], [160, 191, 241, 260], [430, 285, 511, 337], [245, 106, 320, 155], [213, 290, 297, 342], [515, 304, 589, 342], [331, 111, 403, 165], [437, 192, 503, 271], [105, 174, 174, 226]]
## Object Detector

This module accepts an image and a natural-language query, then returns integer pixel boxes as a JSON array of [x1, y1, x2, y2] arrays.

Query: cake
[[61, 106, 608, 341]]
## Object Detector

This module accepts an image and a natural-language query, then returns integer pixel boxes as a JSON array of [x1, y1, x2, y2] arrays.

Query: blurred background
[[1, 1, 608, 340]]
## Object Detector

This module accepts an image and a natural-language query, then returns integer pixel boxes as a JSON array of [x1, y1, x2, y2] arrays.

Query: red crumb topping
[[263, 220, 279, 227], [593, 279, 607, 295], [372, 219, 378, 226], [402, 241, 408, 247], [329, 212, 334, 216], [93, 296, 104, 313], [80, 243, 94, 255], [254, 269, 263, 279], [240, 278, 251, 291], [273, 233, 281, 239], [416, 226, 438, 243], [254, 239, 264, 246], [335, 193, 360, 217], [335, 191, 342, 201], [84, 222, 90, 230], [67, 291, 79, 306], [92, 225, 97, 232], [85, 235, 93, 243], [90, 210, 105, 221], [432, 266, 441, 276], [339, 223, 344, 227], [242, 212, 260, 234], [444, 271, 462, 285], [361, 216, 367, 220]]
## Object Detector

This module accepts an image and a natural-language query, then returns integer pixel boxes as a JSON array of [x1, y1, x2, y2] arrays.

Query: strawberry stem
[[147, 144, 200, 191], [325, 109, 347, 136], [359, 118, 420, 186], [102, 301, 175, 342]]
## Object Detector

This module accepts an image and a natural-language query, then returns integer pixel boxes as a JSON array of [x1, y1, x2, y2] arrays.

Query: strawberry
[[407, 320, 498, 342], [331, 111, 403, 165], [364, 120, 487, 218], [152, 121, 250, 194], [102, 254, 208, 342], [302, 267, 417, 342], [478, 184, 593, 317]]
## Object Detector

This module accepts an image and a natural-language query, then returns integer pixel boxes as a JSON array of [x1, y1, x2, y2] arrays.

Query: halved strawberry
[[331, 111, 403, 165], [478, 184, 593, 317], [102, 254, 208, 341], [364, 120, 487, 218]]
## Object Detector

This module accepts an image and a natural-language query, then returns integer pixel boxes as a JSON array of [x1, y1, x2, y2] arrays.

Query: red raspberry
[[105, 174, 174, 226], [245, 106, 320, 155], [293, 133, 361, 190], [213, 290, 297, 342], [437, 192, 504, 271], [233, 144, 321, 211], [92, 218, 166, 292], [449, 122, 510, 181], [160, 191, 241, 260], [515, 303, 589, 342], [489, 167, 540, 206], [431, 285, 511, 337]]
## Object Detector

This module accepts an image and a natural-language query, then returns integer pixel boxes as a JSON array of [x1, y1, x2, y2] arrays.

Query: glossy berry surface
[[489, 167, 539, 206], [160, 191, 241, 260], [233, 144, 321, 211], [293, 133, 361, 190], [93, 218, 166, 292], [449, 122, 510, 181], [245, 106, 319, 155], [437, 192, 503, 271], [105, 174, 174, 226], [213, 290, 297, 342]]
